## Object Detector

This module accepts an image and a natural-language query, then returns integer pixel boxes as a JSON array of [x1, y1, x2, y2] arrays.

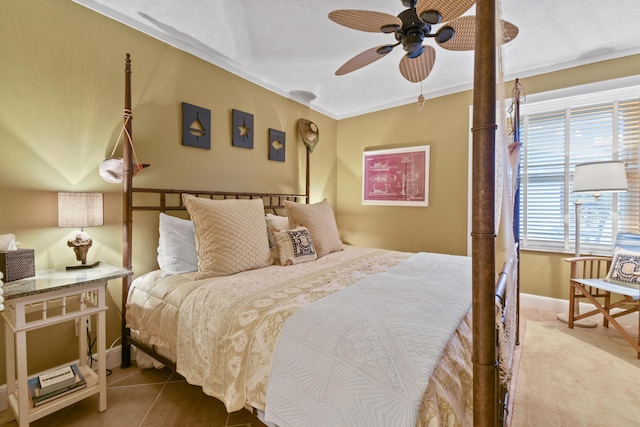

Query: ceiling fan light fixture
[[419, 9, 442, 25], [376, 45, 394, 55], [407, 45, 424, 59], [436, 26, 455, 44], [402, 32, 424, 53], [381, 24, 401, 33], [405, 42, 423, 54]]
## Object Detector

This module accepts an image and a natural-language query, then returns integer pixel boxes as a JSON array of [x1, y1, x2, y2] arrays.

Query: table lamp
[[58, 192, 104, 269], [558, 160, 628, 327]]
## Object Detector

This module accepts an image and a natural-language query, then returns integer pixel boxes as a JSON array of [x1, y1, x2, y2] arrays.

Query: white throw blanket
[[264, 252, 472, 427], [175, 246, 411, 411]]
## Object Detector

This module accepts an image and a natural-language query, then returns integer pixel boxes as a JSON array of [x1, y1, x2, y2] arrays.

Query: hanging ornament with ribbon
[[99, 109, 150, 184]]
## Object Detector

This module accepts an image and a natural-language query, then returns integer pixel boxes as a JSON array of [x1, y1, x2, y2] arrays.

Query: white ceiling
[[74, 0, 640, 119]]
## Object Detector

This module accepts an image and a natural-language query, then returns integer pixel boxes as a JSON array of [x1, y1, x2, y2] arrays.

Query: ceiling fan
[[328, 0, 519, 83]]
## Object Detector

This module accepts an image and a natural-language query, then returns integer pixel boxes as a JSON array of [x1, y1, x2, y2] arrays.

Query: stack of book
[[28, 364, 87, 407]]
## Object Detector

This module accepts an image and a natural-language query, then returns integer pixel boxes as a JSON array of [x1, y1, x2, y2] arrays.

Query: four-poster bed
[[117, 1, 520, 424]]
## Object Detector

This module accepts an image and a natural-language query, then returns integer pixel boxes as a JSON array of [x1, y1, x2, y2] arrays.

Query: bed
[[127, 238, 475, 425], [120, 189, 516, 426], [117, 1, 520, 425], [123, 188, 484, 424]]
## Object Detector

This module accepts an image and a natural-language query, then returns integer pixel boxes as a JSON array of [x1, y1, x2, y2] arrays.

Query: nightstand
[[1, 264, 131, 426]]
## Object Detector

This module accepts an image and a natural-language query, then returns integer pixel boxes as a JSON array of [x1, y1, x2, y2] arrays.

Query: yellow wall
[[0, 0, 336, 385], [336, 91, 472, 255], [336, 55, 640, 300], [1, 0, 639, 387]]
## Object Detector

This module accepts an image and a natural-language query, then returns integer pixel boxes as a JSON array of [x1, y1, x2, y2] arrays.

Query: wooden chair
[[564, 233, 640, 359]]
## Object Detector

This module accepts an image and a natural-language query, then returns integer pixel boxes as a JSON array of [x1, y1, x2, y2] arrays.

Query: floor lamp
[[557, 160, 628, 327]]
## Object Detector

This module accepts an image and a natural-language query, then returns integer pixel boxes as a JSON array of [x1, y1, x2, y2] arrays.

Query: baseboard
[[520, 293, 639, 327], [0, 345, 123, 412]]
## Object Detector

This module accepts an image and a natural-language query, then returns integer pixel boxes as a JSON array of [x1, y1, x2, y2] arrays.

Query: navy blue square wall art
[[232, 109, 254, 149], [269, 128, 286, 162], [182, 102, 211, 149]]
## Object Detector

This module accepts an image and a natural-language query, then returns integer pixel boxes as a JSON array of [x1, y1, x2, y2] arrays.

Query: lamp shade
[[572, 161, 628, 194], [58, 192, 104, 228]]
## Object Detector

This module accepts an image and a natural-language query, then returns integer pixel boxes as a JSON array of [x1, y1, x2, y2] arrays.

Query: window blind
[[520, 91, 640, 254]]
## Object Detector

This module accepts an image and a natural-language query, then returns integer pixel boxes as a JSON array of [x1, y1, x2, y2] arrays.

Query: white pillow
[[265, 213, 290, 248], [157, 213, 198, 274]]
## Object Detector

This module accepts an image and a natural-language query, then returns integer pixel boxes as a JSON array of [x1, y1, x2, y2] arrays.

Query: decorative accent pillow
[[265, 213, 289, 248], [273, 226, 317, 266], [606, 247, 640, 289], [182, 195, 272, 279], [284, 199, 342, 258], [157, 213, 198, 274]]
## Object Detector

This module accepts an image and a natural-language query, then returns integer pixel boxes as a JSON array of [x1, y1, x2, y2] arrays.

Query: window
[[519, 82, 640, 254]]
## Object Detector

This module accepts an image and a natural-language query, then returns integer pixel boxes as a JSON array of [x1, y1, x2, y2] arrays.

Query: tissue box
[[0, 249, 35, 282]]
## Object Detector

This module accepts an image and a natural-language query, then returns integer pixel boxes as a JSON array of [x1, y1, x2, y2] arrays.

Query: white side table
[[1, 264, 131, 426]]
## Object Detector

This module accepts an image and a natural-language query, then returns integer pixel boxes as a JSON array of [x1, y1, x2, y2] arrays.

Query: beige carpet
[[511, 320, 640, 427]]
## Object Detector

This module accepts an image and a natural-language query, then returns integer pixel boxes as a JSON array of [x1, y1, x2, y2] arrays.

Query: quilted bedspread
[[264, 252, 472, 427], [177, 245, 411, 411], [130, 245, 474, 425]]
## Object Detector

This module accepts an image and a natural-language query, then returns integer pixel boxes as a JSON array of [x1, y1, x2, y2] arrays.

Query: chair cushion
[[613, 232, 640, 252], [575, 278, 640, 298]]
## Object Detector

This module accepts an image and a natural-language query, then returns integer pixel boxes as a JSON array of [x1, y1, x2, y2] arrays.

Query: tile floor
[[0, 364, 266, 427], [1, 306, 636, 426]]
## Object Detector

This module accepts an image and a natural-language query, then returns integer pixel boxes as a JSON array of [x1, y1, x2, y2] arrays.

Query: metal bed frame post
[[472, 0, 498, 425], [121, 53, 133, 369], [306, 147, 310, 204], [512, 79, 522, 347]]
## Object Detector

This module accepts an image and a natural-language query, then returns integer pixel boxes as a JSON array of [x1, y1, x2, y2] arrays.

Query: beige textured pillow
[[284, 199, 342, 258], [273, 226, 317, 266], [182, 195, 272, 279]]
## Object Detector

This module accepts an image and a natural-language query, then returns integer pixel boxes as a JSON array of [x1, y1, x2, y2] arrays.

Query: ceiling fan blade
[[328, 10, 402, 33], [501, 19, 520, 44], [399, 45, 436, 83], [437, 16, 475, 51], [335, 45, 394, 76], [416, 0, 475, 24], [437, 16, 519, 51]]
